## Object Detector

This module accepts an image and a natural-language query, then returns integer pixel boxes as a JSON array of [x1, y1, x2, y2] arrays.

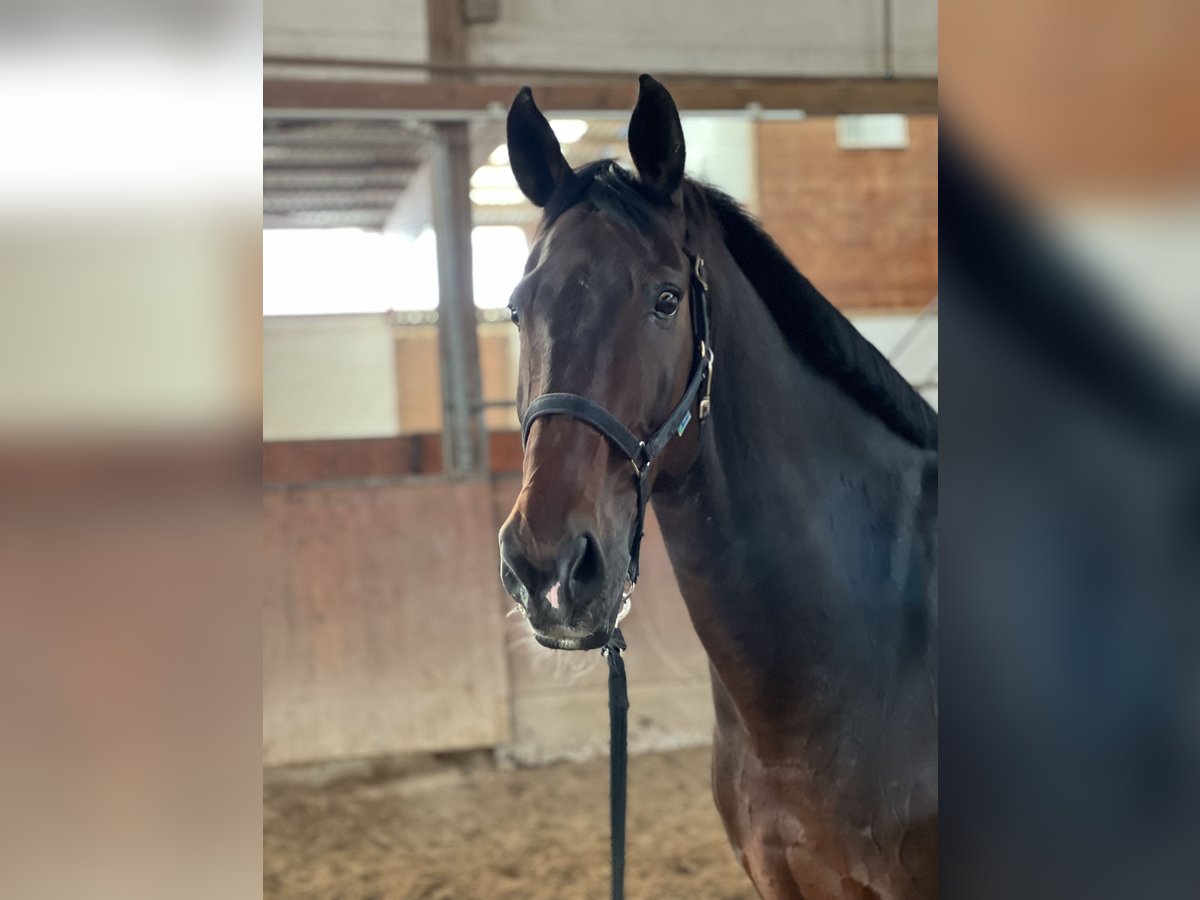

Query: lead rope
[[603, 627, 629, 900]]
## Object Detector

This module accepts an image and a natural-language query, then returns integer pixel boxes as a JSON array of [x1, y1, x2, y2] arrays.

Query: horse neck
[[652, 234, 936, 745]]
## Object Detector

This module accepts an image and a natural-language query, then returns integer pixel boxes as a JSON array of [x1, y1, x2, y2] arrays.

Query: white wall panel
[[469, 0, 880, 76], [682, 118, 757, 208], [852, 311, 940, 409], [892, 0, 939, 76], [263, 314, 400, 440], [264, 0, 428, 61], [264, 0, 938, 77]]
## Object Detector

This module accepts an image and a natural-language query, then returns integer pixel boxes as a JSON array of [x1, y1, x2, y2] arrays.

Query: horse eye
[[654, 290, 680, 318], [507, 304, 519, 325]]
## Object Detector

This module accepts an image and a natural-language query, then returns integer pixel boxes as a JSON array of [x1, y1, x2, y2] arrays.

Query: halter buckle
[[698, 342, 715, 421], [629, 441, 648, 476]]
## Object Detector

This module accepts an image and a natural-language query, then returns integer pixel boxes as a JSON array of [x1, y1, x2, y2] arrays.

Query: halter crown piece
[[519, 251, 714, 588]]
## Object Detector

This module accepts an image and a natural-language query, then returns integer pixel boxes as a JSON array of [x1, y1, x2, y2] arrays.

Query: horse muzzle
[[499, 523, 631, 651]]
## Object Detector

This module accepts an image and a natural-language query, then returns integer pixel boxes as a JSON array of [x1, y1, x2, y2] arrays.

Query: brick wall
[[756, 115, 938, 312]]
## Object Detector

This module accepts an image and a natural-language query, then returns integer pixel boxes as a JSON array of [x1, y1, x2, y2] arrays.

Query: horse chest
[[711, 722, 924, 900]]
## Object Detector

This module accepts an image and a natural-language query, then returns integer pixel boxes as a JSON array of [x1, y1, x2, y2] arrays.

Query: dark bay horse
[[497, 76, 938, 900]]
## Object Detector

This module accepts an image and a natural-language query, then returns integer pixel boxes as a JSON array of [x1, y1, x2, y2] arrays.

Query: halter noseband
[[519, 252, 714, 587]]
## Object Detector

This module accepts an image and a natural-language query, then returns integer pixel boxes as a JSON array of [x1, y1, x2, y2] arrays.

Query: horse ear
[[507, 87, 573, 208], [628, 74, 686, 198]]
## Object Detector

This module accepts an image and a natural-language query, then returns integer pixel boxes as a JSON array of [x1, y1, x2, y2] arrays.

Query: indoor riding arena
[[263, 3, 937, 897]]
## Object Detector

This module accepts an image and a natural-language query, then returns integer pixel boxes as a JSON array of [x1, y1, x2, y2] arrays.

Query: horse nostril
[[499, 528, 535, 605], [567, 531, 604, 590], [501, 560, 524, 601]]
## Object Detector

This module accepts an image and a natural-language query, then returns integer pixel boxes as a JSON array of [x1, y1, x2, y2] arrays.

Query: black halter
[[520, 252, 714, 587]]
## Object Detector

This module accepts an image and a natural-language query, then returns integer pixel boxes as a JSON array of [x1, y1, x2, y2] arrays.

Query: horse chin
[[528, 577, 631, 651], [532, 627, 611, 652], [530, 595, 625, 651]]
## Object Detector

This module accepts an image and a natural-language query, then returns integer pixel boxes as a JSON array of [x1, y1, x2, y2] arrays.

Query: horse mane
[[691, 184, 939, 450], [542, 161, 939, 450], [542, 159, 665, 232]]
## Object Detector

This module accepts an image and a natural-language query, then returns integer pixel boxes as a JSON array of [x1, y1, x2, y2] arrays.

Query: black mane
[[695, 184, 939, 450], [543, 161, 939, 451], [543, 159, 665, 232]]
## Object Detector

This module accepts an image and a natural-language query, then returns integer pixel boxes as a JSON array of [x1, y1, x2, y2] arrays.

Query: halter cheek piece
[[519, 252, 714, 588]]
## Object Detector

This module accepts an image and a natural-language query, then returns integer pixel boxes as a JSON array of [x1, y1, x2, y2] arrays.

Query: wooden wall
[[263, 479, 512, 764], [756, 115, 938, 312], [262, 432, 524, 482], [262, 471, 715, 765]]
